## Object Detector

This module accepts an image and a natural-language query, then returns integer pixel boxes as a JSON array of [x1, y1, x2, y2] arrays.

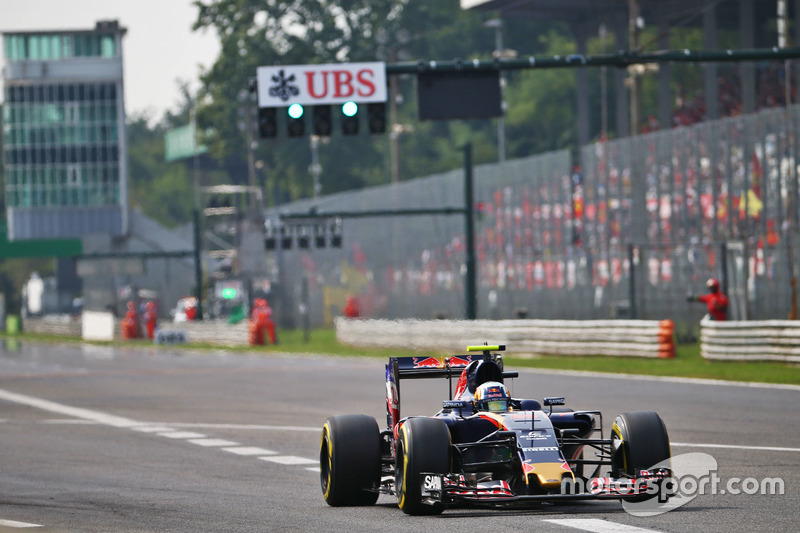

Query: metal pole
[[310, 135, 322, 197], [191, 107, 204, 321], [389, 47, 401, 183], [495, 23, 505, 162], [628, 243, 637, 319], [464, 142, 477, 319], [780, 0, 799, 319], [484, 19, 505, 162], [599, 24, 608, 139], [193, 208, 204, 321], [628, 0, 641, 136]]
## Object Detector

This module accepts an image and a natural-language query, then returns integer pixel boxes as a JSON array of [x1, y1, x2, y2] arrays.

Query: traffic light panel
[[280, 224, 294, 249], [367, 103, 386, 134], [258, 108, 277, 138], [341, 101, 359, 135], [264, 218, 279, 250], [287, 104, 305, 137], [313, 106, 332, 136], [330, 218, 343, 248], [264, 218, 344, 250], [314, 223, 327, 248], [297, 225, 311, 249]]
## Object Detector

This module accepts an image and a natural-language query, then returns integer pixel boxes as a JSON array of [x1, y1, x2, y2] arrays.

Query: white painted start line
[[543, 518, 663, 533]]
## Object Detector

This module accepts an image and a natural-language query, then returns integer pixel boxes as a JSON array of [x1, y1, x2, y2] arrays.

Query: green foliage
[[127, 114, 197, 227]]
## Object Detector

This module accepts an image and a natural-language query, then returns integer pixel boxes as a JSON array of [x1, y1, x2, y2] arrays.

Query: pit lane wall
[[334, 317, 675, 358], [700, 317, 800, 362]]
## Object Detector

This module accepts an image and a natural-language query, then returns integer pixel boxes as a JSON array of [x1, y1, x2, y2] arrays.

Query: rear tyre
[[611, 411, 671, 501], [396, 417, 451, 515], [320, 414, 381, 506]]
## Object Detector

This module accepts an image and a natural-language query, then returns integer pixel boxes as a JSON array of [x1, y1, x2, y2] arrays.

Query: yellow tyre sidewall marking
[[611, 422, 627, 474], [398, 424, 410, 508], [322, 423, 333, 500]]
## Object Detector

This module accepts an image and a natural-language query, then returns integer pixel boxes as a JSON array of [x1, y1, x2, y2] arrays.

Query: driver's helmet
[[474, 381, 511, 413]]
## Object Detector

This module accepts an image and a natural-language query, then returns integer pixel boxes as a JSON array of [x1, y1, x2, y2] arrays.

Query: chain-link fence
[[270, 105, 800, 339]]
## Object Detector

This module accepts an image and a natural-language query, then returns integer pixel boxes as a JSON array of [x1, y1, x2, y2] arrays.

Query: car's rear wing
[[385, 345, 518, 430]]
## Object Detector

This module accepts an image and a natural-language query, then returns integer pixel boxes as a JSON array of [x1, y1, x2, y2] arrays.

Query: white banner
[[256, 62, 386, 107]]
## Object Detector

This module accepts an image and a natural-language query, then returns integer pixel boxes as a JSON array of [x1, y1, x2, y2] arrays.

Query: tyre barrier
[[335, 317, 675, 358], [700, 317, 800, 362]]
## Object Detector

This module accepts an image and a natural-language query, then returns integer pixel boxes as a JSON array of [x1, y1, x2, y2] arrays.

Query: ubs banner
[[256, 62, 387, 108]]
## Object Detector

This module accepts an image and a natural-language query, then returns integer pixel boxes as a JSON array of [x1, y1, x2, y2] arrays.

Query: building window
[[101, 36, 115, 57]]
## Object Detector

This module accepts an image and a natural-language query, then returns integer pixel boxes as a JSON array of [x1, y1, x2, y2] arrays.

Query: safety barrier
[[21, 314, 82, 337], [335, 317, 675, 358], [700, 317, 800, 362], [21, 315, 676, 357], [21, 316, 249, 347]]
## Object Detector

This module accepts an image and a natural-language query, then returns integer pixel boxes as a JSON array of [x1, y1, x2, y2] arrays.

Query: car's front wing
[[419, 469, 672, 506]]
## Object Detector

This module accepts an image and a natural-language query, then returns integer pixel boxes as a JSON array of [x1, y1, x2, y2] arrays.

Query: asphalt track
[[0, 340, 798, 532]]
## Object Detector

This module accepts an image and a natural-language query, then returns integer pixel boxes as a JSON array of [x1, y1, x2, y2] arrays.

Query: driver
[[473, 381, 512, 413]]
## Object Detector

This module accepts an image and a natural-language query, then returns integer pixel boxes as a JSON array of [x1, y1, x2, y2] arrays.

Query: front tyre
[[320, 414, 381, 506], [611, 411, 671, 502], [396, 417, 451, 515]]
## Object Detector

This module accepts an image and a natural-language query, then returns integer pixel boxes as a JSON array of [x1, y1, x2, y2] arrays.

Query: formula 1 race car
[[319, 344, 672, 515]]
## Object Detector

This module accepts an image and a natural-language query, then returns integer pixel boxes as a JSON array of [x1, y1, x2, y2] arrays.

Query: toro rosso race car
[[320, 344, 672, 515]]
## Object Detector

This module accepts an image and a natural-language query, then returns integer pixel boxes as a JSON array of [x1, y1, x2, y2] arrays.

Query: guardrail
[[334, 317, 675, 358], [700, 317, 800, 362]]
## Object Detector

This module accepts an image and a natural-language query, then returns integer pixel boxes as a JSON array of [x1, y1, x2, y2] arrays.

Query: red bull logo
[[447, 356, 471, 367], [413, 356, 444, 368]]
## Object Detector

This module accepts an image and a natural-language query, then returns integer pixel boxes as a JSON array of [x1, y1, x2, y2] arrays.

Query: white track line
[[519, 367, 800, 391], [0, 388, 140, 428], [0, 519, 43, 528], [188, 438, 240, 447], [131, 426, 176, 433], [543, 518, 663, 533], [671, 442, 800, 453], [153, 422, 320, 432], [222, 446, 278, 456], [0, 387, 313, 464], [259, 456, 318, 465], [157, 431, 207, 439]]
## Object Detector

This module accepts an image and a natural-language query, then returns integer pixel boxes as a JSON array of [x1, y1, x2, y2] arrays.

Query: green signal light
[[342, 101, 358, 117], [288, 103, 304, 119], [221, 288, 238, 299]]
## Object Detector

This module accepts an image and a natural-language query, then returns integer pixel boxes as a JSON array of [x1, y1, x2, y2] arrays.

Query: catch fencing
[[271, 105, 800, 339]]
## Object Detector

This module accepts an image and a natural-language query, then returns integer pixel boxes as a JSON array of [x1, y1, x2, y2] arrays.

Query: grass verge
[[3, 328, 799, 386]]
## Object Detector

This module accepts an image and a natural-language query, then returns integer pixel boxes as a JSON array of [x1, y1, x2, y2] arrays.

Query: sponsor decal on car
[[412, 356, 444, 368]]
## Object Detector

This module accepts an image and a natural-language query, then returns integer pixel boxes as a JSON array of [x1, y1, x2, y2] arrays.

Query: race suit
[[696, 292, 729, 321]]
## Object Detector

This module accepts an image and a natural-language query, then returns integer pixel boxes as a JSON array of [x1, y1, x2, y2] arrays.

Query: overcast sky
[[0, 0, 221, 120]]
